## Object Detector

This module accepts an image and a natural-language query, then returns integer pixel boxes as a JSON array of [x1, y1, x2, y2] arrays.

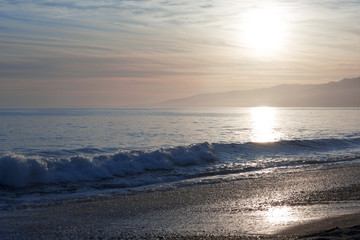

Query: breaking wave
[[0, 143, 215, 188], [0, 138, 360, 189]]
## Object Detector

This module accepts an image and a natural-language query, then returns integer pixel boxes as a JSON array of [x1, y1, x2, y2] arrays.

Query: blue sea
[[1, 108, 360, 209]]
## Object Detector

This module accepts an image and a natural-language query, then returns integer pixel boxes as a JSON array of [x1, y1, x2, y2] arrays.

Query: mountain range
[[154, 77, 360, 107]]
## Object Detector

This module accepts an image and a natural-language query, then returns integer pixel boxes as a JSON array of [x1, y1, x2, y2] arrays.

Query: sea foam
[[0, 143, 215, 188]]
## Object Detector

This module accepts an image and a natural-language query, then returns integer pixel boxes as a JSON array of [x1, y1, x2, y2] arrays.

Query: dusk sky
[[1, 0, 359, 107]]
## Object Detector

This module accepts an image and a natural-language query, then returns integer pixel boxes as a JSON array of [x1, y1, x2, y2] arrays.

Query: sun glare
[[251, 107, 281, 142], [242, 7, 287, 56], [266, 206, 297, 225]]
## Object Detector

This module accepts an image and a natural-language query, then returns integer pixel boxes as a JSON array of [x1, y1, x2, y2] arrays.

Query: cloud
[[0, 0, 359, 107]]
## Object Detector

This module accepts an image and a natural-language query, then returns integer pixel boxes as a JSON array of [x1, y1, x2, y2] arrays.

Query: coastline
[[1, 164, 360, 239]]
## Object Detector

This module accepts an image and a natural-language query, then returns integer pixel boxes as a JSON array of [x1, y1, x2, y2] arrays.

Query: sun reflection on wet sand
[[250, 107, 281, 142], [265, 206, 297, 225]]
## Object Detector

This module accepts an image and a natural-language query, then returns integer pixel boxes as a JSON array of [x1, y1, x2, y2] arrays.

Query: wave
[[0, 138, 359, 189], [0, 143, 215, 188], [223, 137, 360, 152]]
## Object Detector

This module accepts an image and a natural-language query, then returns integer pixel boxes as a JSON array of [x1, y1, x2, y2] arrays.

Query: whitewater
[[1, 108, 360, 210]]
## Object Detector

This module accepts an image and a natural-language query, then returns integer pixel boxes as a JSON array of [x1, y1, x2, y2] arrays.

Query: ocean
[[1, 107, 360, 210]]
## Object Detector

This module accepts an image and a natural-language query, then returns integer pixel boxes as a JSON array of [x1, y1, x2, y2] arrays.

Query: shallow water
[[2, 165, 360, 239]]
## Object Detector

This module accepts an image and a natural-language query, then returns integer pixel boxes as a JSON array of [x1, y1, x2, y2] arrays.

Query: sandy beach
[[280, 211, 360, 239], [1, 164, 360, 239]]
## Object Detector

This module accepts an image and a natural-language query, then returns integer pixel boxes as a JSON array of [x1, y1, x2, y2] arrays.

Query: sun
[[242, 7, 287, 55]]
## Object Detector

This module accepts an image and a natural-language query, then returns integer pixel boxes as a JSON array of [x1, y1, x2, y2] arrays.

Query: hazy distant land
[[155, 77, 360, 107]]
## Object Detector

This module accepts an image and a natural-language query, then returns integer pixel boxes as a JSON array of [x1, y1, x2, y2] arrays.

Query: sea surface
[[0, 107, 360, 210]]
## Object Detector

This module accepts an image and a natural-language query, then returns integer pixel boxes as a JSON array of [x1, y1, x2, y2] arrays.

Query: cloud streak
[[0, 0, 359, 107]]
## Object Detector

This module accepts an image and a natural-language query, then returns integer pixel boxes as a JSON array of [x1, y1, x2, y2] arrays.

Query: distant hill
[[155, 77, 360, 107]]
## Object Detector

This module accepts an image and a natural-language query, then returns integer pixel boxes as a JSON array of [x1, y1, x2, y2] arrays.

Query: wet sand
[[280, 211, 360, 239], [1, 164, 360, 239]]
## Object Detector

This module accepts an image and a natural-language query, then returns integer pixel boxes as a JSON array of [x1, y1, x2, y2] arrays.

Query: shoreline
[[1, 165, 360, 239]]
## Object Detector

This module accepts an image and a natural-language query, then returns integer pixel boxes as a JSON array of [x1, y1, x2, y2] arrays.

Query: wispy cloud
[[0, 0, 359, 107]]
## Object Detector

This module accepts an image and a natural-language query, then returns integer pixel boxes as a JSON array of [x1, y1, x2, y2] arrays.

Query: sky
[[0, 0, 359, 107]]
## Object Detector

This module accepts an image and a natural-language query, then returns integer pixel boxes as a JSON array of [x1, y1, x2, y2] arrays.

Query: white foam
[[0, 143, 215, 188]]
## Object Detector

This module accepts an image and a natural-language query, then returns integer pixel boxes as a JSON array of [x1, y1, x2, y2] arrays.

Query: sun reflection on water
[[250, 107, 281, 142]]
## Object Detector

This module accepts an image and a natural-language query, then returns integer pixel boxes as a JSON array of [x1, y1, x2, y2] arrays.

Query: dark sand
[[1, 165, 360, 239], [280, 211, 360, 239]]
